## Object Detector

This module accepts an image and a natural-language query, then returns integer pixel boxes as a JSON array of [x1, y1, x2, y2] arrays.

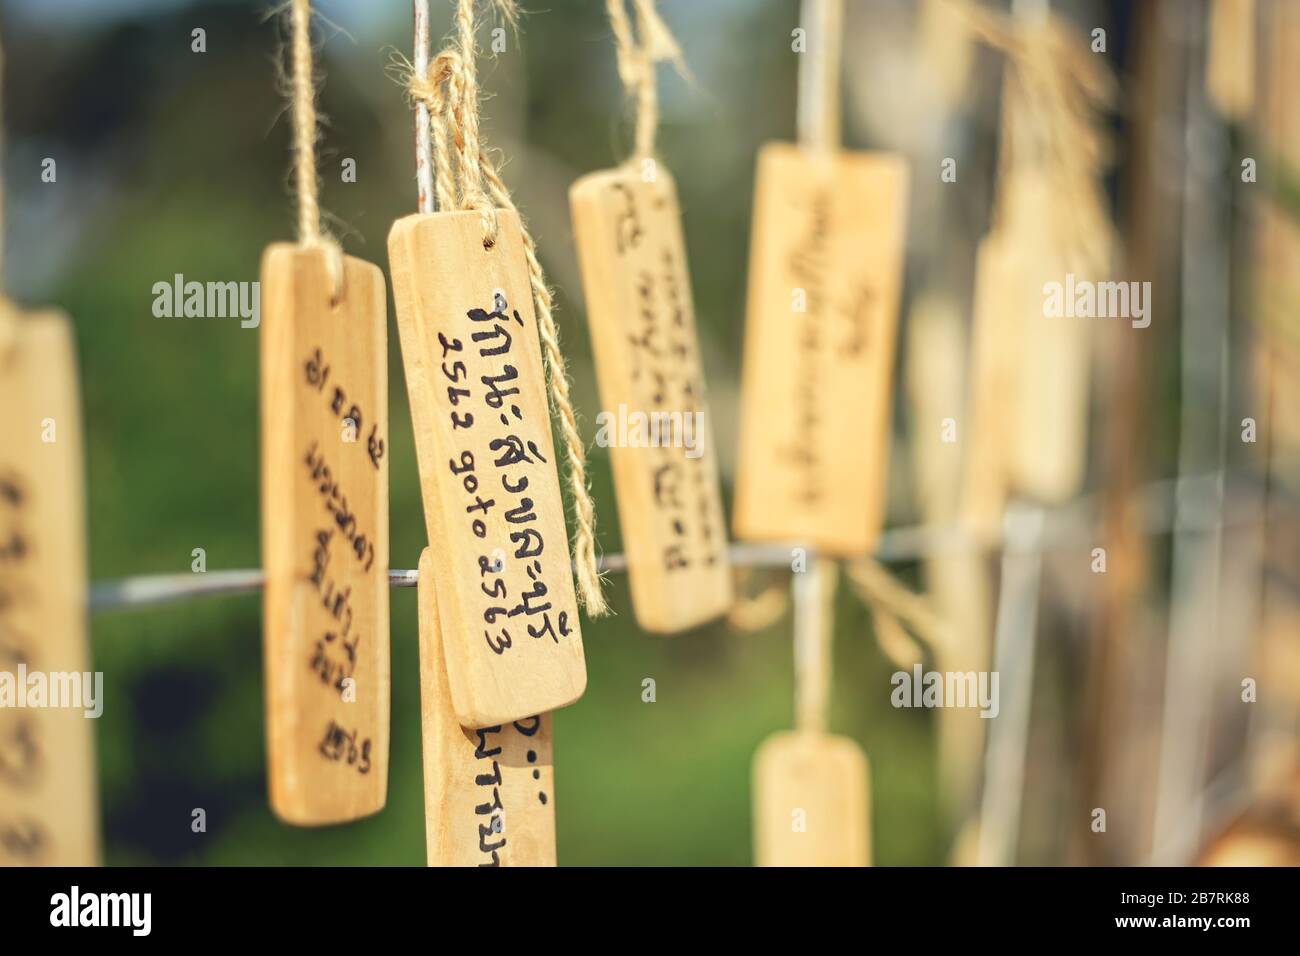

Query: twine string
[[478, 152, 607, 613], [606, 0, 685, 162], [448, 0, 506, 240], [407, 0, 520, 240], [947, 0, 1116, 273], [726, 565, 791, 632], [413, 50, 460, 215], [414, 0, 435, 214], [845, 557, 951, 657], [404, 1, 608, 614], [796, 0, 843, 152], [794, 558, 837, 733], [289, 0, 344, 294]]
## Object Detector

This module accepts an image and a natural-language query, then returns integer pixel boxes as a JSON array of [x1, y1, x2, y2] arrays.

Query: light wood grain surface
[[752, 729, 870, 867], [417, 549, 556, 866], [733, 142, 909, 556], [570, 166, 732, 633], [0, 311, 99, 865], [260, 245, 390, 825], [390, 211, 587, 727]]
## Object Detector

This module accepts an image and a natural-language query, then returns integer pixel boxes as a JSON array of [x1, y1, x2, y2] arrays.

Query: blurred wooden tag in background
[[570, 166, 732, 633], [960, 232, 1019, 537], [962, 172, 1094, 530], [260, 245, 390, 825], [417, 549, 556, 867], [733, 143, 909, 556], [752, 730, 869, 867], [1206, 0, 1255, 121], [1002, 174, 1093, 505], [389, 210, 587, 727], [0, 310, 99, 865]]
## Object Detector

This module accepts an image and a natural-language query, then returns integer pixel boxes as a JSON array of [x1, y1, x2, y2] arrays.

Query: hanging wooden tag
[[752, 730, 869, 867], [0, 310, 99, 866], [389, 210, 586, 727], [959, 232, 1019, 537], [417, 549, 556, 866], [733, 143, 909, 556], [1001, 173, 1092, 505], [260, 245, 390, 825], [1206, 0, 1256, 121], [569, 166, 732, 633]]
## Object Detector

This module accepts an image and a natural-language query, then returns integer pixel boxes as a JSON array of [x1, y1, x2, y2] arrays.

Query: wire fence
[[87, 470, 1276, 612]]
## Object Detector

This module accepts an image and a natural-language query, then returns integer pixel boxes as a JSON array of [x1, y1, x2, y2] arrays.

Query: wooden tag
[[417, 549, 556, 866], [0, 311, 99, 866], [1206, 0, 1255, 121], [569, 166, 732, 633], [389, 210, 586, 727], [733, 143, 909, 556], [962, 175, 1094, 528], [959, 232, 1019, 536], [1002, 175, 1092, 504], [260, 245, 390, 825], [752, 730, 869, 867]]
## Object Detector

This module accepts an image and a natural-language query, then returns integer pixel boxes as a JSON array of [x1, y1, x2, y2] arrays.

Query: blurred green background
[[2, 0, 950, 866]]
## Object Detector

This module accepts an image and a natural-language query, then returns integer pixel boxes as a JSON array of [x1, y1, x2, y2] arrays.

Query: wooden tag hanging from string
[[732, 0, 910, 557], [569, 0, 732, 633], [960, 229, 1023, 536], [260, 0, 389, 825], [1002, 172, 1096, 502], [751, 560, 870, 866], [0, 30, 98, 868], [390, 0, 601, 728], [1206, 0, 1255, 121], [954, 5, 1116, 531], [0, 311, 99, 867], [753, 731, 871, 867], [417, 550, 556, 866]]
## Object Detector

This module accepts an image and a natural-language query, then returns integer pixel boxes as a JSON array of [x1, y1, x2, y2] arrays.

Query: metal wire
[[87, 472, 1276, 612]]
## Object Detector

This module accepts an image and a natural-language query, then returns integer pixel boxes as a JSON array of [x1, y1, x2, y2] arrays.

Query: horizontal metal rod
[[88, 544, 803, 612], [86, 472, 1276, 613]]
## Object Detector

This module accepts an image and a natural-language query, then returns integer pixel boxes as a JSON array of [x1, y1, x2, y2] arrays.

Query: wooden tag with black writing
[[417, 549, 556, 866], [569, 166, 732, 633], [733, 143, 909, 556], [389, 210, 586, 727], [0, 310, 99, 866], [752, 730, 869, 867], [260, 245, 390, 825]]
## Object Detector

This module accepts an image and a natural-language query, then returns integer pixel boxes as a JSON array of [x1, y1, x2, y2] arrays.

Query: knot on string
[[399, 0, 609, 615], [946, 0, 1118, 275], [606, 0, 689, 162], [401, 0, 524, 244], [403, 46, 499, 244]]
